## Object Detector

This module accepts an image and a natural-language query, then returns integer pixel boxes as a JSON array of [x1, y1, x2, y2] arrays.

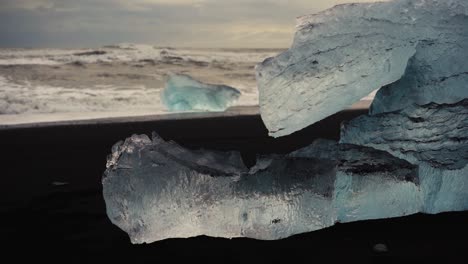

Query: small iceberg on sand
[[161, 74, 241, 112]]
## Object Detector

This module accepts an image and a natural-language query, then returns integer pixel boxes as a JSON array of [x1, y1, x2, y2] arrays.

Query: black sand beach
[[1, 109, 467, 262]]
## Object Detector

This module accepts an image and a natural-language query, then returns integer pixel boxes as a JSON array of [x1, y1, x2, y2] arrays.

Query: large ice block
[[161, 74, 241, 112], [255, 0, 468, 137], [341, 99, 468, 214], [103, 134, 419, 243]]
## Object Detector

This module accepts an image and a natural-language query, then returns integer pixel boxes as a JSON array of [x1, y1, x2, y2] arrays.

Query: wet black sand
[[1, 110, 467, 262]]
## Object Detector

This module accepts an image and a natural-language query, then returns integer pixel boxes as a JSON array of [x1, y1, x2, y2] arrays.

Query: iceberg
[[255, 0, 468, 137], [340, 99, 468, 214], [161, 74, 241, 112], [103, 133, 419, 243]]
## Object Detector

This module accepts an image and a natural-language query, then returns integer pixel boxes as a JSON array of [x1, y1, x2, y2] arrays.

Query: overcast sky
[[0, 0, 379, 49]]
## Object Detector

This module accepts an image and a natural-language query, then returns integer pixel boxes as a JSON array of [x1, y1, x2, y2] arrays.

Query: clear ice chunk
[[341, 99, 468, 214], [255, 0, 468, 137], [103, 134, 419, 243], [161, 74, 241, 112]]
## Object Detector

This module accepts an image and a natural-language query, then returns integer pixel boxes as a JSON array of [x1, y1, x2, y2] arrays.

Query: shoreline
[[0, 100, 371, 129]]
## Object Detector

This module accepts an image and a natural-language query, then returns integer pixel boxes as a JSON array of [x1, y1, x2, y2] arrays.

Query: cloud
[[0, 0, 380, 48], [0, 0, 55, 10], [134, 0, 207, 5]]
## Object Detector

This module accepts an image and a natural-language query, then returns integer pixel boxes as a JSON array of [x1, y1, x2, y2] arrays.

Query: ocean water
[[0, 44, 282, 124], [0, 43, 373, 125]]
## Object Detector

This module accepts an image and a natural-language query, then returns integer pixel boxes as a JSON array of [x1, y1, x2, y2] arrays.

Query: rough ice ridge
[[370, 37, 468, 114], [255, 0, 468, 137], [103, 133, 420, 243], [341, 99, 468, 214], [161, 74, 241, 112]]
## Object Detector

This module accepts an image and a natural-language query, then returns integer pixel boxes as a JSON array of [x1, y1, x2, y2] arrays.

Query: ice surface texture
[[161, 74, 241, 112], [291, 140, 421, 223], [341, 100, 468, 214], [370, 37, 468, 114], [103, 133, 421, 243], [256, 0, 468, 137]]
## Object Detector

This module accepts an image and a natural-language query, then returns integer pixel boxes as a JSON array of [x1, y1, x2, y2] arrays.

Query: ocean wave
[[0, 43, 280, 66]]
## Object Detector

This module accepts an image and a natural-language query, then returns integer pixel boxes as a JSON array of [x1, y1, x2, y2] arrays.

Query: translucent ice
[[161, 74, 241, 112], [103, 134, 419, 243], [255, 0, 468, 137], [291, 140, 422, 223], [341, 99, 468, 214], [370, 37, 468, 114]]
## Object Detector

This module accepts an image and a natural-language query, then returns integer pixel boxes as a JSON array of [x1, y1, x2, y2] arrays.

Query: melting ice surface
[[161, 74, 241, 112], [256, 0, 468, 137], [370, 37, 468, 115], [103, 133, 423, 243], [341, 100, 468, 214]]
